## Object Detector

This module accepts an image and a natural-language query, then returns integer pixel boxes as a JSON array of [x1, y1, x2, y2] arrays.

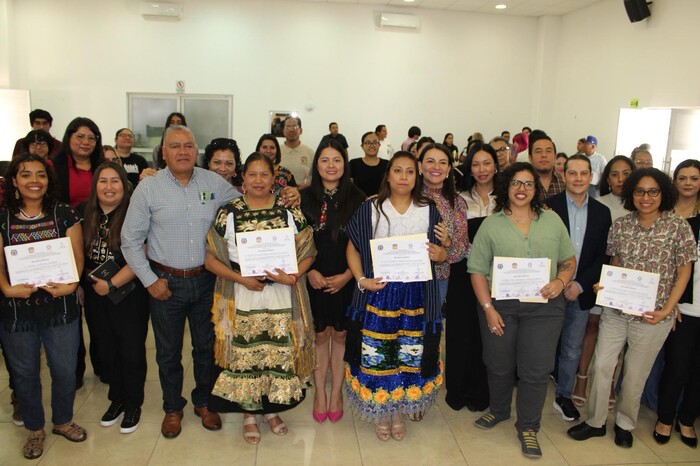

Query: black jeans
[[83, 281, 150, 409], [657, 313, 700, 426]]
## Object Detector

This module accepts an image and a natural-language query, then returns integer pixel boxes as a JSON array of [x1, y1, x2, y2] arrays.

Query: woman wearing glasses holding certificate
[[82, 162, 149, 435], [568, 168, 696, 449], [205, 153, 316, 444], [0, 154, 86, 459], [468, 162, 576, 458], [345, 151, 447, 441]]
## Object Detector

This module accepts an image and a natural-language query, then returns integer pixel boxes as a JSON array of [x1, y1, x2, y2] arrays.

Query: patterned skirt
[[345, 282, 443, 422], [210, 282, 305, 412]]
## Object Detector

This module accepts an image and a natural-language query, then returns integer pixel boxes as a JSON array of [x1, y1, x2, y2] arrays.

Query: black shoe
[[676, 420, 698, 448], [554, 396, 580, 421], [474, 412, 510, 430], [444, 394, 466, 411], [100, 401, 125, 427], [120, 407, 141, 434], [567, 422, 606, 440], [518, 430, 542, 458], [653, 420, 670, 445], [614, 424, 633, 448]]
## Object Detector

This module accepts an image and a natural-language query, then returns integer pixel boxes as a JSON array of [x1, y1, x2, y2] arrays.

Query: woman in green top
[[467, 162, 576, 459]]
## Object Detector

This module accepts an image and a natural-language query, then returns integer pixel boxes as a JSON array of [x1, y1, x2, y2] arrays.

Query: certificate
[[596, 264, 660, 316], [491, 257, 551, 301], [4, 237, 79, 286], [370, 233, 432, 282], [236, 227, 298, 277]]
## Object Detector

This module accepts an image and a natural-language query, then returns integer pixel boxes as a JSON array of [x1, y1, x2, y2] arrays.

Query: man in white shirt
[[375, 124, 394, 159], [279, 116, 314, 188]]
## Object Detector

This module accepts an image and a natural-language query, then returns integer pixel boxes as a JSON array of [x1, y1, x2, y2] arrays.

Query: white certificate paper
[[236, 227, 298, 277], [4, 237, 79, 286], [370, 233, 432, 282], [491, 257, 551, 301], [596, 264, 660, 316]]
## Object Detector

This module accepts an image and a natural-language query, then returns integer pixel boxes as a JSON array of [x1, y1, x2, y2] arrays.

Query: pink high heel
[[312, 411, 328, 423], [328, 411, 344, 423]]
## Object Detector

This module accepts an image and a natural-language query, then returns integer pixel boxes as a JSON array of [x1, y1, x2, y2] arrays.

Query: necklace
[[18, 208, 43, 220]]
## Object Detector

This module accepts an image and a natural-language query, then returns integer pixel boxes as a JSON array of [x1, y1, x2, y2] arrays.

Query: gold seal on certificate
[[3, 237, 79, 286], [370, 233, 432, 282], [595, 264, 660, 316], [490, 256, 551, 301], [235, 227, 298, 277]]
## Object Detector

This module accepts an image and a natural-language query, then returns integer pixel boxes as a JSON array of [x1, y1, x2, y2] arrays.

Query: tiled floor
[[1, 323, 699, 465]]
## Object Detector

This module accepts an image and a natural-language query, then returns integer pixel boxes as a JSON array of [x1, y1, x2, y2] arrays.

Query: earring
[[14, 191, 20, 200], [241, 185, 246, 195]]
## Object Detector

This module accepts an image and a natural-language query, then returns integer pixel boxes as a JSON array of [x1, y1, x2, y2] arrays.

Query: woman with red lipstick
[[345, 151, 447, 441], [446, 141, 499, 412], [301, 139, 365, 424], [469, 162, 576, 458], [203, 138, 243, 191], [654, 159, 700, 447]]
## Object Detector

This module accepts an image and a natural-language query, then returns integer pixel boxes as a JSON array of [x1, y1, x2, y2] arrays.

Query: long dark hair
[[622, 167, 676, 212], [255, 134, 282, 165], [373, 151, 430, 235], [82, 162, 132, 252], [2, 153, 58, 214], [156, 112, 188, 169], [305, 139, 364, 242], [599, 155, 635, 196], [494, 162, 544, 215], [418, 143, 457, 208], [55, 117, 103, 172], [459, 141, 499, 193]]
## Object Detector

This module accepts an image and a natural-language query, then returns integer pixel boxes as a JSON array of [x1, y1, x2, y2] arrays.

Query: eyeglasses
[[75, 133, 98, 143], [633, 188, 661, 197], [495, 147, 509, 153], [284, 125, 300, 130], [118, 133, 135, 139], [509, 179, 536, 190], [98, 214, 109, 240], [363, 141, 380, 146], [634, 160, 653, 166]]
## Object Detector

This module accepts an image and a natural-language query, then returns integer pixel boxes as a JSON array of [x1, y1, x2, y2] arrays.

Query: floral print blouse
[[422, 186, 470, 280]]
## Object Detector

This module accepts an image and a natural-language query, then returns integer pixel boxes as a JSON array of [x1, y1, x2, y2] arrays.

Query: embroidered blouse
[[422, 187, 469, 280]]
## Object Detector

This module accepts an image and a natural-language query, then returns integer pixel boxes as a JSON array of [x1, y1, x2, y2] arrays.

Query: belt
[[149, 259, 205, 278]]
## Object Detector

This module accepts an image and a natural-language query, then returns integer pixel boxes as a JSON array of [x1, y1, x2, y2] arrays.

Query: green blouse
[[467, 210, 576, 286]]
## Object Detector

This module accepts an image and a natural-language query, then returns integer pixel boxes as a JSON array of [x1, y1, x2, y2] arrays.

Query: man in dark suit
[[546, 154, 612, 422]]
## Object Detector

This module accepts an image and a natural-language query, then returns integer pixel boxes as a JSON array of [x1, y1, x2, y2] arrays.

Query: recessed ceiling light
[[495, 4, 507, 9], [403, 0, 416, 3]]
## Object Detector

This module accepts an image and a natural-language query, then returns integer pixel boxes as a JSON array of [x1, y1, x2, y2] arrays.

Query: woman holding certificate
[[468, 161, 576, 458], [0, 154, 86, 459], [82, 162, 149, 434], [654, 160, 700, 447], [301, 140, 365, 423], [568, 167, 696, 449], [204, 153, 316, 444], [345, 151, 447, 441]]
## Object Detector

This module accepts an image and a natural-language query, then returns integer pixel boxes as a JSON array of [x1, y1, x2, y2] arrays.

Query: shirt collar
[[565, 190, 589, 208]]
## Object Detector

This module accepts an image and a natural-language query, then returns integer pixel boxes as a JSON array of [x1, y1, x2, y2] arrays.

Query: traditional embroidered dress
[[344, 199, 444, 422], [206, 196, 316, 413]]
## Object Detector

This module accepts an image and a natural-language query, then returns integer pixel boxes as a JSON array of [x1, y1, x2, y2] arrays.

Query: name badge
[[200, 191, 215, 201]]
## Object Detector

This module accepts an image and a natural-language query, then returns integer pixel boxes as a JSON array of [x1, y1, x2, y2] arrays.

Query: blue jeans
[[0, 318, 79, 431], [555, 299, 590, 398], [437, 278, 449, 307], [149, 270, 215, 412]]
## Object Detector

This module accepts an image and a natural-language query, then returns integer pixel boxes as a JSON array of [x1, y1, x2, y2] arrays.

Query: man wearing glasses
[[12, 109, 62, 158], [349, 131, 389, 197], [583, 136, 607, 198], [114, 128, 149, 186], [280, 116, 314, 188], [490, 136, 511, 171]]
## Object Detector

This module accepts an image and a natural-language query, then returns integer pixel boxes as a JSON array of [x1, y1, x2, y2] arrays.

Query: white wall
[[551, 0, 700, 157], [6, 0, 539, 158]]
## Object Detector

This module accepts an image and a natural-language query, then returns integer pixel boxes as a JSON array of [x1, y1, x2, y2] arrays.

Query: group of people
[[0, 110, 698, 461]]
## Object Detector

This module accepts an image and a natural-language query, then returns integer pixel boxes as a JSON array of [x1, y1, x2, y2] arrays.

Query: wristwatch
[[106, 278, 117, 294]]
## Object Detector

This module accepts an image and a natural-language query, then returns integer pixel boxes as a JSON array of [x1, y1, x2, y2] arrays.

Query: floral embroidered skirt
[[210, 282, 305, 413], [345, 282, 443, 422]]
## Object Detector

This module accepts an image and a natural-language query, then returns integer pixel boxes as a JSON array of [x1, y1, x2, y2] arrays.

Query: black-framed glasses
[[496, 146, 509, 153], [509, 179, 536, 190], [98, 214, 109, 240], [633, 188, 661, 197]]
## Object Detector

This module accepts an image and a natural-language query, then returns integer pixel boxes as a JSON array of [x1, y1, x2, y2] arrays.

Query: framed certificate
[[596, 264, 660, 316], [235, 227, 298, 277], [491, 256, 551, 301], [370, 233, 432, 282], [4, 237, 79, 286]]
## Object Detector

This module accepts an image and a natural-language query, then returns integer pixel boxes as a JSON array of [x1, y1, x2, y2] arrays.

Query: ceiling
[[276, 0, 605, 17]]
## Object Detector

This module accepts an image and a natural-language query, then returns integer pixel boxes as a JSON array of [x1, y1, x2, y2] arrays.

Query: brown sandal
[[52, 422, 87, 442], [23, 430, 46, 459]]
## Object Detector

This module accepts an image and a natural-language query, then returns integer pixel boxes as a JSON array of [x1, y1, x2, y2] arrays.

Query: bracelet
[[357, 276, 366, 293], [482, 302, 493, 310], [289, 273, 299, 286], [555, 277, 566, 289]]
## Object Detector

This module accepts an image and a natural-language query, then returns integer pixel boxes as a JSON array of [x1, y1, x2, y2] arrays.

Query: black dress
[[301, 186, 365, 332]]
